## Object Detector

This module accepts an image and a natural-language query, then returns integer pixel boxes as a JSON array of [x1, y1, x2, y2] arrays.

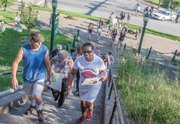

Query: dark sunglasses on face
[[83, 50, 92, 54]]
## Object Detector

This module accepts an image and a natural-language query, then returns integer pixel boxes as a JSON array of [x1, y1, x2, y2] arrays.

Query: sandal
[[77, 116, 85, 124], [86, 111, 93, 121]]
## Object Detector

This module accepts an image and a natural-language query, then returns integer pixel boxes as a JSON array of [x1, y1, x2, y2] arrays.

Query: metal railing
[[107, 69, 131, 124]]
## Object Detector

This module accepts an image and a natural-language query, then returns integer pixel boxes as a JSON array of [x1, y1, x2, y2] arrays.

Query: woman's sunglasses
[[83, 50, 92, 54]]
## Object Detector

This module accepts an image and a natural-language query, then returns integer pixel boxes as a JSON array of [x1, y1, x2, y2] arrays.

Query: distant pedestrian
[[0, 21, 6, 32], [98, 17, 104, 28], [14, 12, 22, 32], [35, 11, 42, 29], [118, 26, 128, 49], [175, 14, 179, 23], [109, 12, 115, 19], [108, 51, 115, 66], [111, 28, 118, 43], [102, 53, 110, 68], [95, 47, 101, 56], [96, 25, 102, 41], [88, 23, 94, 40], [134, 30, 138, 40], [127, 13, 131, 24], [135, 3, 141, 16]]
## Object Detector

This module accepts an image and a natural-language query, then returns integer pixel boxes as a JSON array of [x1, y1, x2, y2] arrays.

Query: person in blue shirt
[[12, 32, 52, 123]]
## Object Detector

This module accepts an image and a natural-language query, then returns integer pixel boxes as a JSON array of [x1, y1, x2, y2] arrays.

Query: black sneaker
[[37, 110, 44, 123], [24, 105, 36, 115]]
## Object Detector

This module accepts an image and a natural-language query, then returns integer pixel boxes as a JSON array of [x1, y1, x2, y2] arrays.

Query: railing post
[[72, 34, 76, 48], [122, 44, 126, 56], [146, 46, 152, 60], [108, 81, 114, 99], [108, 69, 112, 87], [109, 99, 117, 124], [123, 44, 126, 51], [66, 44, 69, 51], [171, 50, 178, 62], [77, 29, 80, 41]]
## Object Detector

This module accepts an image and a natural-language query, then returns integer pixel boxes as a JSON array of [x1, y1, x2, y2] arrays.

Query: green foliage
[[117, 50, 180, 124], [171, 1, 180, 9], [0, 10, 15, 23], [18, 3, 36, 33], [0, 0, 15, 12]]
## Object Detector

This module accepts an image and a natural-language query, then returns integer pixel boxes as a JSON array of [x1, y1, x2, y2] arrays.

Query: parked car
[[152, 9, 177, 21]]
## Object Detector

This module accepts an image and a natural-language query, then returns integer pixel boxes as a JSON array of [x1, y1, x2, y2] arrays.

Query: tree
[[18, 2, 36, 34], [0, 0, 15, 12], [158, 0, 162, 8], [44, 0, 48, 7]]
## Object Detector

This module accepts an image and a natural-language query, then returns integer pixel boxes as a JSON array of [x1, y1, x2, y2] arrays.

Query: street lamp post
[[50, 0, 58, 51], [138, 14, 149, 54]]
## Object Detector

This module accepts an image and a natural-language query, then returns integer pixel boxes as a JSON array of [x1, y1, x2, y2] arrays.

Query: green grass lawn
[[145, 0, 160, 4], [145, 0, 180, 5], [0, 11, 15, 23]]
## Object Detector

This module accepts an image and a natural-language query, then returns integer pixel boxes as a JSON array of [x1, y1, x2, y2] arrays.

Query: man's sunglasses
[[83, 50, 92, 54]]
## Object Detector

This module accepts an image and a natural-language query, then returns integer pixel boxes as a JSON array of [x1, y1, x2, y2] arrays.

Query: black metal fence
[[107, 69, 131, 124]]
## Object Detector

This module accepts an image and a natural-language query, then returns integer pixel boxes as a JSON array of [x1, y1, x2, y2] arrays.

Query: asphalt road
[[26, 0, 180, 36]]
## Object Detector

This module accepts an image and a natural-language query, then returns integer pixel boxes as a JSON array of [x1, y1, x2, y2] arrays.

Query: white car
[[152, 10, 177, 21]]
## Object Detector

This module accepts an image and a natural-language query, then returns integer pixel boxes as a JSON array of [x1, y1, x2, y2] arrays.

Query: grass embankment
[[145, 0, 160, 4], [31, 5, 180, 41], [117, 51, 180, 124]]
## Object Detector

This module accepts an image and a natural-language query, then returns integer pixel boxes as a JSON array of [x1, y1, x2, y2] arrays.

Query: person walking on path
[[118, 26, 128, 49], [67, 42, 108, 124], [88, 23, 94, 40], [11, 32, 52, 123], [50, 50, 74, 107], [14, 12, 22, 32], [71, 46, 82, 96], [127, 13, 131, 24]]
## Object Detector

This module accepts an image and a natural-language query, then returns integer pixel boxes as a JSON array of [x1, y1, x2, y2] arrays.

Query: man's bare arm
[[45, 51, 52, 81], [12, 48, 23, 89]]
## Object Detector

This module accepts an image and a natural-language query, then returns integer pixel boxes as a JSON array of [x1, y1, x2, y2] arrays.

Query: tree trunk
[[158, 0, 161, 9], [44, 0, 48, 8], [3, 3, 7, 12]]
